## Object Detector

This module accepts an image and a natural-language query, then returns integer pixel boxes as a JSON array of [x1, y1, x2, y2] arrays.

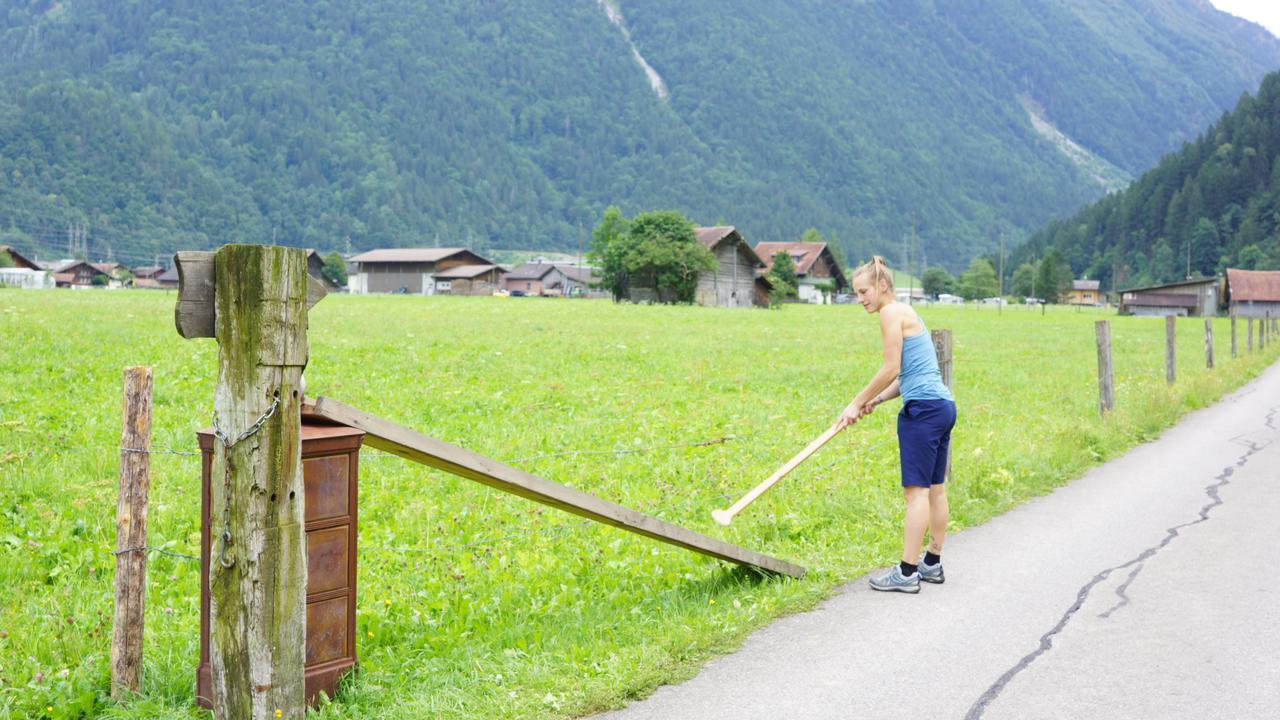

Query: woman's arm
[[837, 307, 905, 428]]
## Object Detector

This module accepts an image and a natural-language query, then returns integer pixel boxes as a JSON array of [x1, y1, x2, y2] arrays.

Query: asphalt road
[[595, 361, 1280, 720]]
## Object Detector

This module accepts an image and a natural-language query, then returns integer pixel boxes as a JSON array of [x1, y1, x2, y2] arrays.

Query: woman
[[837, 256, 956, 594]]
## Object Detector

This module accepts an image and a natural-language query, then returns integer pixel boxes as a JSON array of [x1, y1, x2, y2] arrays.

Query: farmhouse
[[503, 263, 602, 297], [347, 248, 495, 295], [753, 241, 850, 304], [154, 267, 180, 289], [1118, 276, 1220, 317], [1064, 279, 1102, 306], [432, 264, 507, 296], [51, 260, 111, 288], [131, 265, 164, 280], [1225, 268, 1280, 318], [0, 245, 41, 270]]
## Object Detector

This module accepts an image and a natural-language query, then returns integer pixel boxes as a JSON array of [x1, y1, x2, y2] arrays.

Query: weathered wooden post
[[176, 245, 323, 720], [112, 366, 153, 698], [931, 329, 953, 480], [1204, 318, 1214, 369], [1249, 317, 1255, 353], [1165, 315, 1176, 385], [1231, 314, 1237, 359], [1096, 321, 1113, 414]]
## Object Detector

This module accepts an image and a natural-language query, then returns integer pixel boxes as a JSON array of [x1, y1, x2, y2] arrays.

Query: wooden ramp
[[304, 397, 805, 578]]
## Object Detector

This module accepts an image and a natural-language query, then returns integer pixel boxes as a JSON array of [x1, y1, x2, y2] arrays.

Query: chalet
[[1118, 277, 1220, 317], [1226, 269, 1280, 318], [131, 266, 165, 280], [433, 264, 507, 296], [347, 248, 495, 295], [52, 260, 111, 288], [0, 245, 41, 270], [154, 267, 180, 290], [92, 262, 132, 288], [1064, 279, 1102, 306], [753, 242, 850, 304], [303, 249, 343, 291]]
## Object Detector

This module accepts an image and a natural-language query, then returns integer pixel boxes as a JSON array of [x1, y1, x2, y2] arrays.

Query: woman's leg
[[902, 486, 930, 563], [927, 483, 948, 554]]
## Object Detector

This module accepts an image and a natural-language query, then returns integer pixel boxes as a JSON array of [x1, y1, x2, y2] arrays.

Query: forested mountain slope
[[0, 0, 1277, 269]]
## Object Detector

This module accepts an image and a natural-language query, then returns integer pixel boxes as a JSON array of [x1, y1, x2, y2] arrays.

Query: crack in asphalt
[[964, 405, 1278, 719]]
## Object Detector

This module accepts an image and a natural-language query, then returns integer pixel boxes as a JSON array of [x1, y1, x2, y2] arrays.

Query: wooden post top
[[174, 248, 328, 340]]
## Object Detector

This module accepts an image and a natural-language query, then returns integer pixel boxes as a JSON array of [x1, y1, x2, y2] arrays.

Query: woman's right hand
[[837, 401, 864, 430]]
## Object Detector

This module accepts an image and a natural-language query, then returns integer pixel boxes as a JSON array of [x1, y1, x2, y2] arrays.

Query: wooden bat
[[712, 422, 844, 526]]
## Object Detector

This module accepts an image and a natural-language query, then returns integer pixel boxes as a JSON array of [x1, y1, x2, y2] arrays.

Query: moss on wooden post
[[208, 245, 308, 720]]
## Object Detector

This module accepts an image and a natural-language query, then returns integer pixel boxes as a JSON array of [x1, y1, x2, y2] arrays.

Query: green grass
[[1, 290, 1276, 719]]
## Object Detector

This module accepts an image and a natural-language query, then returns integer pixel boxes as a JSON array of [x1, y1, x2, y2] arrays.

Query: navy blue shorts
[[897, 399, 957, 488]]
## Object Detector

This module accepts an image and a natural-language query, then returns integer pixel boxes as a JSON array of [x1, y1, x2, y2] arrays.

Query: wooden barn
[[347, 248, 495, 295], [1118, 277, 1220, 317], [1226, 268, 1280, 318], [433, 264, 507, 296], [0, 245, 41, 270], [693, 226, 764, 308], [51, 260, 111, 288], [753, 242, 849, 304]]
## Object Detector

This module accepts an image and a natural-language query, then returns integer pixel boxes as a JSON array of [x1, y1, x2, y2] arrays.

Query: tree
[[0, 251, 13, 269], [588, 206, 630, 300], [1010, 261, 1037, 298], [768, 250, 799, 300], [321, 251, 348, 287], [921, 266, 953, 297], [1036, 249, 1073, 302], [1237, 244, 1266, 269], [957, 258, 998, 300], [592, 208, 714, 303]]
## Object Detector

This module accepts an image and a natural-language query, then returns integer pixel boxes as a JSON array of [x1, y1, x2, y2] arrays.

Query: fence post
[[112, 366, 153, 698], [932, 328, 953, 481], [1096, 321, 1113, 414], [1231, 314, 1237, 359], [209, 246, 308, 720], [1249, 316, 1255, 353], [1204, 318, 1214, 369], [1165, 315, 1176, 385]]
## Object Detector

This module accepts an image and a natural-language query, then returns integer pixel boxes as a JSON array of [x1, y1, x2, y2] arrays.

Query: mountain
[[1011, 70, 1280, 291], [0, 0, 1278, 270]]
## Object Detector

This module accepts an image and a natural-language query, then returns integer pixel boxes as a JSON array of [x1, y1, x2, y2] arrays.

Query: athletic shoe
[[917, 554, 944, 584], [869, 566, 920, 593]]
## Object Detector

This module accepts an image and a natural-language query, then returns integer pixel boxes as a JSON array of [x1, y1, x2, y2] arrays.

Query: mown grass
[[0, 290, 1275, 719]]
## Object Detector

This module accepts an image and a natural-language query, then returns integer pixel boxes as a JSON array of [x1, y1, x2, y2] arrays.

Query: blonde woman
[[838, 256, 956, 593]]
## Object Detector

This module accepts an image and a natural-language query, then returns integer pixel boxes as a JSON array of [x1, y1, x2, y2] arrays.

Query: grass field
[[1, 290, 1276, 719]]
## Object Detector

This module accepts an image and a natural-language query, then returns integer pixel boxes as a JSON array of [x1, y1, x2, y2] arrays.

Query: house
[[502, 263, 603, 297], [154, 267, 180, 290], [432, 264, 507, 296], [1064, 279, 1102, 306], [0, 245, 41, 270], [304, 249, 343, 291], [1118, 277, 1220, 317], [347, 248, 495, 294], [51, 260, 111, 288], [753, 241, 850, 304], [92, 262, 132, 288], [131, 266, 165, 280], [1226, 268, 1280, 318], [687, 226, 762, 308]]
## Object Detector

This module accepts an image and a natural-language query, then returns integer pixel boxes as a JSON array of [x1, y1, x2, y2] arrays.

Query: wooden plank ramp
[[304, 396, 805, 578]]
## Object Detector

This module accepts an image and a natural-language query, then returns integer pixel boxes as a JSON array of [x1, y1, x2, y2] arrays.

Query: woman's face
[[853, 273, 888, 313]]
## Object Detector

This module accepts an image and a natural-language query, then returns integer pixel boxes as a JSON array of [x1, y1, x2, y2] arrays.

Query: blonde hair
[[853, 255, 895, 292]]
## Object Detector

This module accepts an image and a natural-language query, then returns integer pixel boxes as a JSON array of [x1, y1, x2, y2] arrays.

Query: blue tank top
[[899, 319, 953, 403]]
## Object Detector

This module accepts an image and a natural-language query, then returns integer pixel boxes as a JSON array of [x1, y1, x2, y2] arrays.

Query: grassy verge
[[0, 291, 1275, 719]]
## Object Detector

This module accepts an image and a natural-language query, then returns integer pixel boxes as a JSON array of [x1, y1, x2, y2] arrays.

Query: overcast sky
[[1211, 0, 1280, 38]]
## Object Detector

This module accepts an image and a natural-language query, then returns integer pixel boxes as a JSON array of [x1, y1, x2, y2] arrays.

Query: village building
[[686, 226, 763, 308], [502, 263, 603, 297], [0, 245, 41, 270], [1225, 268, 1280, 318], [346, 248, 495, 294], [131, 265, 165, 280], [1064, 279, 1102, 306], [154, 267, 180, 290], [51, 260, 111, 288], [432, 264, 507, 296], [1118, 276, 1220, 317], [303, 249, 343, 291], [753, 241, 850, 304]]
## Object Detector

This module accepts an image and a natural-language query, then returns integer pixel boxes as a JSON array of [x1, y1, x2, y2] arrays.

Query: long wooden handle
[[713, 422, 844, 525]]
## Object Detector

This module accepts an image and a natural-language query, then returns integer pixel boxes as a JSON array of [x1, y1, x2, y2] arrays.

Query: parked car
[[1024, 297, 1044, 305], [982, 297, 1007, 305], [937, 293, 963, 305], [510, 289, 527, 297]]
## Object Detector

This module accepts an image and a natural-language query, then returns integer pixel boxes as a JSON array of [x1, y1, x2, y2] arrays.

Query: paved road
[[595, 361, 1280, 720]]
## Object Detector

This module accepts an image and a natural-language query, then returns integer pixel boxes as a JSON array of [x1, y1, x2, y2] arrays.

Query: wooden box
[[195, 422, 364, 707]]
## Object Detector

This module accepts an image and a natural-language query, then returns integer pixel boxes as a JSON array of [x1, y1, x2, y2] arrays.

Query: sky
[[1210, 0, 1280, 38]]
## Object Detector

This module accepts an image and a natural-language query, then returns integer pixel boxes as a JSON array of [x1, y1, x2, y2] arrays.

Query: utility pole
[[910, 213, 917, 305], [999, 229, 1004, 315]]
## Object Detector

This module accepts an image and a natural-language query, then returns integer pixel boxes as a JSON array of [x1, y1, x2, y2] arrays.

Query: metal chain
[[210, 393, 281, 568]]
